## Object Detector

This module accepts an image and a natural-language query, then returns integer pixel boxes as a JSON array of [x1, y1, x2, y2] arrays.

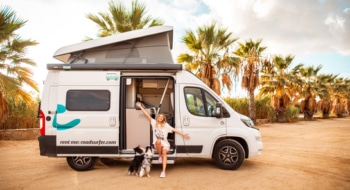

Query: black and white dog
[[139, 146, 154, 178], [128, 145, 145, 176]]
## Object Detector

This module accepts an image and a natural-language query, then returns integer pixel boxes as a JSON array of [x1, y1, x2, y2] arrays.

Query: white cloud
[[324, 15, 345, 29], [172, 0, 199, 10], [202, 0, 350, 56], [253, 0, 275, 18]]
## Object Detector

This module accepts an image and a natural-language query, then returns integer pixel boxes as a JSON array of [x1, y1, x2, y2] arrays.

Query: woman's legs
[[161, 149, 168, 172], [155, 140, 169, 177], [155, 140, 162, 157]]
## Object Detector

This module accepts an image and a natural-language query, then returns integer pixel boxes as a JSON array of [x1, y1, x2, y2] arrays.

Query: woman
[[135, 102, 190, 178]]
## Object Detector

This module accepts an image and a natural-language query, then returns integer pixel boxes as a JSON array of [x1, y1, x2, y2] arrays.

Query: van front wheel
[[66, 156, 98, 171], [213, 139, 245, 170]]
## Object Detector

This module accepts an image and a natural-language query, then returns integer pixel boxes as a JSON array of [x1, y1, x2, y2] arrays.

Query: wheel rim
[[72, 156, 91, 166], [218, 145, 239, 165]]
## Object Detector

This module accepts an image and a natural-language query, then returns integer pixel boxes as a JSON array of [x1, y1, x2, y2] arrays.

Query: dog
[[128, 145, 145, 176], [139, 146, 154, 178]]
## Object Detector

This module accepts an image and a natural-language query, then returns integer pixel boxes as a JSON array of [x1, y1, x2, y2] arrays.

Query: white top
[[151, 119, 173, 147]]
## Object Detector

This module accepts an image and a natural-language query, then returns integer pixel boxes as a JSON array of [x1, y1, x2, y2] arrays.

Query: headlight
[[240, 116, 259, 130]]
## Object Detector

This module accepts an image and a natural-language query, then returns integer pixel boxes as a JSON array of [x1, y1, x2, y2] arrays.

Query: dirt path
[[1, 118, 349, 190]]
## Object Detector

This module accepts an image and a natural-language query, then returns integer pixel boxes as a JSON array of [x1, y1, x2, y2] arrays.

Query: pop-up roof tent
[[53, 26, 174, 64]]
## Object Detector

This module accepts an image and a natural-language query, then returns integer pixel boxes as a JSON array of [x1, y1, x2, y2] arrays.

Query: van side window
[[66, 90, 110, 111], [205, 91, 217, 117], [184, 87, 217, 117]]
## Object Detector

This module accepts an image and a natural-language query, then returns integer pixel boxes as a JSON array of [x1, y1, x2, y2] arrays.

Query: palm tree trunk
[[319, 99, 331, 119], [275, 107, 286, 122], [303, 98, 314, 120], [248, 89, 256, 124], [322, 112, 330, 119]]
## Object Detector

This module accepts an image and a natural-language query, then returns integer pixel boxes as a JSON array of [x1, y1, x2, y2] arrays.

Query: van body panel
[[41, 70, 121, 156], [177, 83, 226, 157], [175, 71, 263, 158]]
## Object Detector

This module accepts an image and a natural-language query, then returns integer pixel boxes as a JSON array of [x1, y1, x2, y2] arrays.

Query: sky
[[2, 0, 350, 96]]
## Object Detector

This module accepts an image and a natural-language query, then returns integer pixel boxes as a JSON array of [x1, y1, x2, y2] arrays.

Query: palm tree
[[86, 0, 164, 38], [177, 23, 239, 95], [333, 95, 345, 117], [259, 55, 298, 122], [332, 77, 350, 117], [316, 74, 337, 119], [341, 78, 350, 113], [298, 65, 322, 120], [234, 39, 267, 123], [0, 5, 38, 121]]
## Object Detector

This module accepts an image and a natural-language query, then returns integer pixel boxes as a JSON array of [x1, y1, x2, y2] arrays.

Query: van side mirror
[[216, 102, 223, 118]]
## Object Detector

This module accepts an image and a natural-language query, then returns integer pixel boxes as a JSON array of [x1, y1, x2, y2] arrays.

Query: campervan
[[38, 26, 263, 171]]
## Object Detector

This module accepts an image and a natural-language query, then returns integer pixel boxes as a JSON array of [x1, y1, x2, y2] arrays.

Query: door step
[[152, 157, 175, 164]]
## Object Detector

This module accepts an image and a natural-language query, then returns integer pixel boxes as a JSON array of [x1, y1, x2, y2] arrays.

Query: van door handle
[[109, 116, 116, 126], [183, 116, 190, 126]]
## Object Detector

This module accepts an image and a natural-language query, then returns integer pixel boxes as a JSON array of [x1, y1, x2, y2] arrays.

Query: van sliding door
[[121, 77, 152, 150]]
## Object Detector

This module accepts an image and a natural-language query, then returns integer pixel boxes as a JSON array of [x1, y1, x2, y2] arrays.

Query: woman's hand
[[183, 133, 190, 140], [135, 102, 141, 108], [174, 129, 190, 140], [136, 102, 152, 121]]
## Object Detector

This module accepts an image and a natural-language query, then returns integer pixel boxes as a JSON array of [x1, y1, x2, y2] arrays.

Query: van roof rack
[[47, 63, 183, 71]]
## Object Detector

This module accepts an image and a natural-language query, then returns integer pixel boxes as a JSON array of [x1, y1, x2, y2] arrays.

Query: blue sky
[[2, 0, 350, 95]]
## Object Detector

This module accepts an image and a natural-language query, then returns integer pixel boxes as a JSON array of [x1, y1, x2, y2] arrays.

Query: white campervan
[[38, 26, 263, 171]]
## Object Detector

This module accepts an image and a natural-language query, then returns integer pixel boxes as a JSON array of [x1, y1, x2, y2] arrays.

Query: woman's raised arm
[[135, 102, 152, 122]]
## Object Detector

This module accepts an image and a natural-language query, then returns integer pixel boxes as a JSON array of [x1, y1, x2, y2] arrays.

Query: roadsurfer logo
[[53, 104, 80, 130]]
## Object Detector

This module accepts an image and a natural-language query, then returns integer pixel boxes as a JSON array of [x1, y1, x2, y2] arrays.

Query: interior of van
[[121, 77, 175, 153]]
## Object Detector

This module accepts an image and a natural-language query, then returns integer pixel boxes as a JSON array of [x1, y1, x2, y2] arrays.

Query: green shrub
[[255, 95, 273, 119], [224, 96, 274, 119], [224, 97, 249, 116], [285, 105, 300, 122], [0, 98, 39, 130]]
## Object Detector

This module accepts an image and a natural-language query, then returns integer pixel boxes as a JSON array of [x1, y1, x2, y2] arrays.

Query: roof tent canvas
[[53, 26, 174, 64]]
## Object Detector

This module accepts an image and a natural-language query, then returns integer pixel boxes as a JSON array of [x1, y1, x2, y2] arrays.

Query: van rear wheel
[[66, 156, 98, 171], [213, 139, 245, 170]]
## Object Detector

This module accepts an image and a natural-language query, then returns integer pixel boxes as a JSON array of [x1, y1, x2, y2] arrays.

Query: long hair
[[155, 113, 167, 128]]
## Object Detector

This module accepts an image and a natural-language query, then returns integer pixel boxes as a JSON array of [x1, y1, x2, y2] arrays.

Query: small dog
[[139, 146, 154, 178], [128, 145, 145, 176]]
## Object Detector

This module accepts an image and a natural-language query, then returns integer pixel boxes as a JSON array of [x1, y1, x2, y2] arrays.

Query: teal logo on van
[[53, 104, 80, 130], [106, 73, 119, 81]]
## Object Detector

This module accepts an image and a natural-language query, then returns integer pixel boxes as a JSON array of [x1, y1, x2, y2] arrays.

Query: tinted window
[[184, 87, 217, 117], [66, 90, 110, 111], [205, 91, 217, 117]]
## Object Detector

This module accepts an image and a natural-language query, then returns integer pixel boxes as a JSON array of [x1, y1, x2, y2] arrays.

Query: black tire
[[66, 156, 98, 171], [213, 139, 245, 170]]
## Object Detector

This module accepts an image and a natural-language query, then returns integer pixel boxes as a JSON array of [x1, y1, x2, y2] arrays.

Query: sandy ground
[[0, 117, 349, 190]]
